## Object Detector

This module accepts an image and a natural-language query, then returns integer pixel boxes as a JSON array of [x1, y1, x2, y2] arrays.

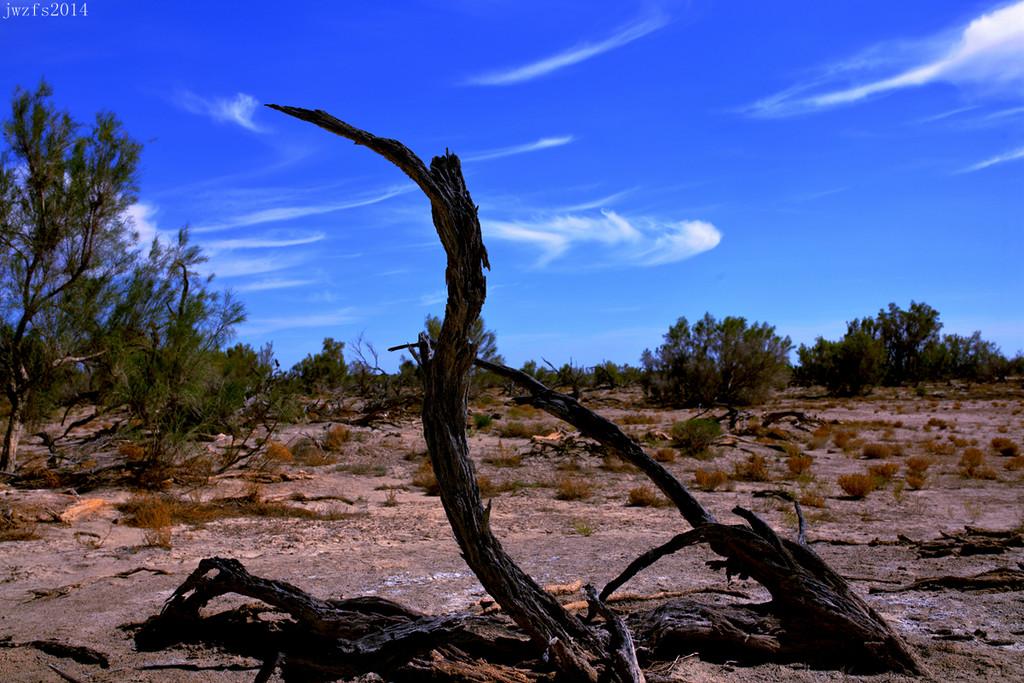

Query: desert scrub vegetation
[[693, 468, 730, 491], [959, 448, 997, 479], [867, 462, 899, 485], [323, 425, 352, 451], [496, 421, 550, 439], [472, 413, 493, 430], [620, 412, 657, 425], [653, 447, 677, 463], [786, 452, 814, 477], [861, 442, 894, 460], [991, 437, 1019, 457], [642, 313, 791, 407], [733, 453, 771, 482], [626, 485, 669, 508], [837, 473, 876, 499], [412, 459, 440, 495], [554, 475, 594, 501], [904, 456, 933, 489], [670, 418, 721, 457]]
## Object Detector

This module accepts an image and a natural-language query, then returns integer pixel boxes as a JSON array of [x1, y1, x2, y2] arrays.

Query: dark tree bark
[[265, 106, 634, 682]]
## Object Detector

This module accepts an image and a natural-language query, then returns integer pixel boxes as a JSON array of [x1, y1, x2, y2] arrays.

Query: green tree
[[0, 82, 140, 472], [875, 301, 942, 385], [291, 337, 347, 394], [104, 230, 245, 462], [795, 318, 885, 396], [424, 314, 501, 363], [642, 313, 791, 407]]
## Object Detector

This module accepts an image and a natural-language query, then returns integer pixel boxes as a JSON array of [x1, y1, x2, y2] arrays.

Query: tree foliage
[[642, 313, 792, 407], [0, 81, 140, 470]]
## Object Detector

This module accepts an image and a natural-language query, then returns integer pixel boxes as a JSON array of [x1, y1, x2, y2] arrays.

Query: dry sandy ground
[[0, 384, 1022, 681]]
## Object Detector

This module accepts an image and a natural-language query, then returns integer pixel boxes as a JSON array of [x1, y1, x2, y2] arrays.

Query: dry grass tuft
[[600, 455, 637, 473], [620, 413, 657, 425], [733, 454, 770, 482], [786, 452, 814, 477], [626, 485, 669, 508], [412, 459, 440, 495], [324, 425, 352, 451], [959, 448, 997, 479], [923, 439, 955, 456], [1004, 455, 1024, 471], [292, 437, 336, 466], [868, 462, 899, 483], [837, 473, 875, 499], [483, 452, 523, 468], [671, 419, 721, 457], [798, 492, 826, 508], [653, 447, 677, 463], [693, 468, 730, 491], [555, 476, 594, 501], [265, 441, 293, 463], [808, 424, 832, 450], [861, 442, 892, 460], [991, 437, 1019, 457], [497, 421, 550, 439]]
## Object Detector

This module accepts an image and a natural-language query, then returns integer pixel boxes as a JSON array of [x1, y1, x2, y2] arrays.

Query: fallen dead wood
[[870, 567, 1024, 594], [0, 637, 110, 668], [898, 527, 1024, 558]]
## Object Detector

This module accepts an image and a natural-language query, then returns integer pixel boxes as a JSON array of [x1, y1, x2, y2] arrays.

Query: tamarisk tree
[[0, 82, 139, 472]]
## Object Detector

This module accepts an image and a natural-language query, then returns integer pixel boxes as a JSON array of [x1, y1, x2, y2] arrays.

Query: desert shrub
[[292, 438, 335, 466], [991, 437, 1019, 457], [476, 475, 499, 498], [671, 418, 721, 456], [600, 455, 636, 472], [118, 442, 147, 462], [497, 421, 547, 439], [837, 473, 875, 499], [473, 413, 493, 430], [555, 476, 593, 501], [693, 468, 730, 491], [621, 413, 656, 425], [786, 452, 814, 477], [412, 459, 439, 495], [1004, 456, 1024, 471], [571, 518, 595, 536], [925, 417, 950, 430], [808, 425, 831, 450], [290, 337, 347, 394], [795, 321, 885, 396], [905, 455, 933, 474], [861, 443, 893, 460], [832, 430, 856, 450], [265, 441, 293, 463], [733, 454, 770, 482], [121, 494, 173, 548], [483, 453, 522, 468], [923, 439, 955, 456], [799, 492, 826, 508], [653, 447, 677, 463], [626, 486, 668, 508], [868, 462, 899, 483], [905, 472, 927, 490], [959, 448, 997, 479], [642, 313, 791, 407], [324, 425, 351, 451]]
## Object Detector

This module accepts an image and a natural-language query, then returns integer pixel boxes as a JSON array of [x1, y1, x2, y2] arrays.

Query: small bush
[[837, 473, 875, 499], [483, 453, 522, 468], [923, 439, 955, 456], [786, 452, 813, 477], [905, 472, 927, 490], [600, 455, 636, 472], [620, 413, 656, 425], [117, 442, 147, 462], [861, 442, 892, 459], [733, 453, 770, 482], [991, 437, 1019, 457], [626, 486, 668, 508], [555, 476, 593, 501], [412, 460, 440, 495], [832, 430, 856, 450], [122, 494, 173, 548], [653, 447, 677, 463], [671, 418, 721, 456], [571, 518, 594, 536], [693, 468, 730, 491], [497, 421, 549, 439], [959, 448, 997, 479], [799, 492, 826, 508], [324, 425, 352, 451], [868, 462, 899, 483], [292, 437, 336, 466], [473, 413, 494, 430], [905, 455, 933, 474], [264, 441, 293, 463], [1004, 456, 1024, 471], [808, 425, 832, 450]]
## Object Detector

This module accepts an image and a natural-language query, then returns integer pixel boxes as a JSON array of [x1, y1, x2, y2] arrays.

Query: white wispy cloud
[[240, 308, 358, 336], [748, 1, 1024, 117], [205, 232, 326, 250], [464, 13, 668, 86], [192, 185, 413, 233], [960, 145, 1024, 172], [464, 136, 574, 162], [235, 278, 317, 293], [484, 208, 721, 267], [176, 91, 266, 132], [126, 202, 166, 247], [202, 253, 306, 279]]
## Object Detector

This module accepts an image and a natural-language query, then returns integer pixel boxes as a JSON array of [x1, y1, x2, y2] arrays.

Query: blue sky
[[4, 0, 1022, 369]]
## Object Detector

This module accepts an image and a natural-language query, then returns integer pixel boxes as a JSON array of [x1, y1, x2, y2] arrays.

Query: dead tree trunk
[[265, 106, 637, 682], [136, 110, 920, 681]]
